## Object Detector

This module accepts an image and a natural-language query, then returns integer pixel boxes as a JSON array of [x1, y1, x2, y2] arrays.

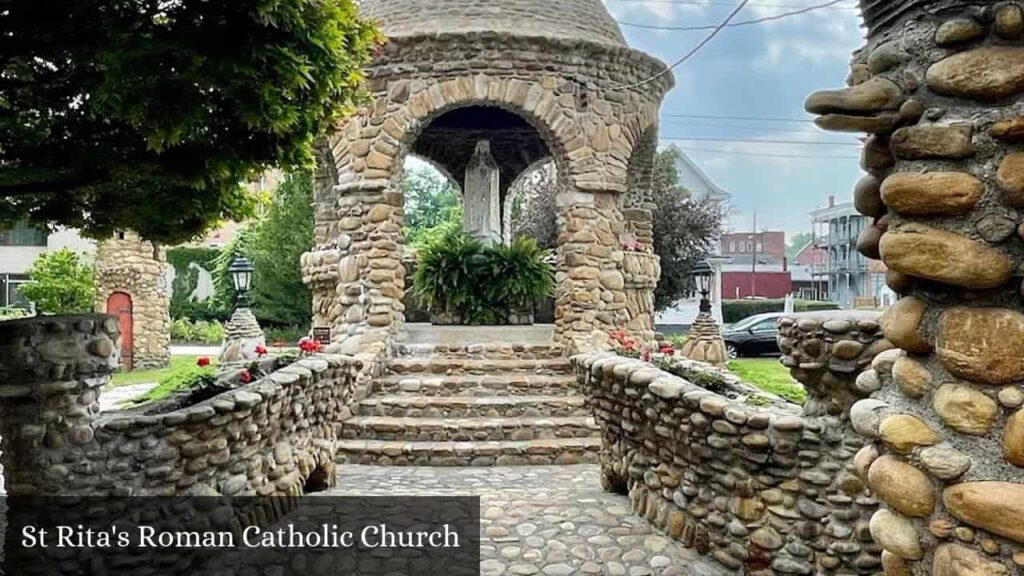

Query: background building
[[0, 224, 94, 309], [810, 196, 889, 309], [720, 231, 786, 266]]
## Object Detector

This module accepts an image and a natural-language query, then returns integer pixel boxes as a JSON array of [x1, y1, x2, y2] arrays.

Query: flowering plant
[[298, 337, 322, 356], [196, 357, 211, 368], [621, 236, 651, 254], [239, 369, 253, 384], [607, 329, 641, 358], [254, 344, 268, 357]]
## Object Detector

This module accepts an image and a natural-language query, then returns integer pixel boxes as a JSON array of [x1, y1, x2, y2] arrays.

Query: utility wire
[[660, 119, 829, 134], [616, 0, 852, 31], [610, 0, 751, 90], [671, 146, 859, 159], [663, 113, 815, 123], [663, 136, 860, 146]]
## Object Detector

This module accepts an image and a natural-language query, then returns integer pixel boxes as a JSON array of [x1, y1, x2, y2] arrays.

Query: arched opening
[[106, 291, 133, 370]]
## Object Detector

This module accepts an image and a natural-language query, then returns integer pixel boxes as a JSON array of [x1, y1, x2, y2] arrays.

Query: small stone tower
[[301, 0, 672, 354], [94, 232, 170, 370]]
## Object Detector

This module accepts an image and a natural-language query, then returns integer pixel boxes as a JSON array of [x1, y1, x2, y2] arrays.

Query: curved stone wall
[[576, 312, 889, 574], [808, 2, 1024, 573], [0, 315, 362, 497]]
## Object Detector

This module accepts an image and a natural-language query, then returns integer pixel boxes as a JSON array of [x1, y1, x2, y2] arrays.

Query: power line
[[663, 113, 815, 123], [671, 146, 859, 159], [663, 136, 861, 146], [616, 0, 853, 31], [660, 119, 828, 134], [611, 0, 751, 90]]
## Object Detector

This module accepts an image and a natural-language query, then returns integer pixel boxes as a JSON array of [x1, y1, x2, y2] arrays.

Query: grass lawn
[[727, 358, 807, 405], [109, 355, 212, 387]]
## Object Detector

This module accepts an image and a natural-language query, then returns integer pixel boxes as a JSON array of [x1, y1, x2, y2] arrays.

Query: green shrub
[[136, 365, 217, 404], [413, 232, 553, 325], [170, 318, 225, 345], [722, 299, 839, 324], [264, 326, 309, 345], [17, 248, 95, 314]]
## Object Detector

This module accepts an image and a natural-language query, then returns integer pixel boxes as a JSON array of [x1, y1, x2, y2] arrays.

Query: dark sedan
[[721, 313, 785, 359]]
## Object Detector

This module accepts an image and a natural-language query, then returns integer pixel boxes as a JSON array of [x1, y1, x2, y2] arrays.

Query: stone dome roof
[[359, 0, 628, 47]]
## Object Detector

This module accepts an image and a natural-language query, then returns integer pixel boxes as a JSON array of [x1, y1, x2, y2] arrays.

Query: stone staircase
[[336, 341, 601, 466]]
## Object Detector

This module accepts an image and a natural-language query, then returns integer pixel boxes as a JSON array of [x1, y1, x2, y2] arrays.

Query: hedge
[[722, 299, 839, 324]]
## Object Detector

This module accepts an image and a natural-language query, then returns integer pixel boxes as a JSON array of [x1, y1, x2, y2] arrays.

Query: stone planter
[[430, 311, 462, 326]]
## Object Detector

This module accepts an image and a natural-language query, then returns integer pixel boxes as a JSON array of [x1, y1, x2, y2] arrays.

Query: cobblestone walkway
[[329, 465, 730, 576]]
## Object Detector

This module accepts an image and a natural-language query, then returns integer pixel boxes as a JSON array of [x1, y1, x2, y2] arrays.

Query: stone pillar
[[0, 315, 117, 495], [680, 310, 727, 367], [622, 251, 659, 345], [554, 190, 628, 350], [463, 140, 502, 245], [94, 233, 170, 370], [807, 3, 1024, 573]]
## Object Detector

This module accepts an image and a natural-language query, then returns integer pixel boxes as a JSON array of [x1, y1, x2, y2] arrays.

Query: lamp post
[[680, 258, 728, 366], [218, 255, 266, 368], [228, 256, 254, 309]]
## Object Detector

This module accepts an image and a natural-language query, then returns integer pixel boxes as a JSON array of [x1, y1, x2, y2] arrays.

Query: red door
[[106, 292, 133, 371]]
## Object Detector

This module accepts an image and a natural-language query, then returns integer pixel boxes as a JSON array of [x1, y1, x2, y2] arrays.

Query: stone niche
[[300, 0, 673, 355], [576, 311, 890, 575], [93, 232, 170, 370], [806, 1, 1024, 573]]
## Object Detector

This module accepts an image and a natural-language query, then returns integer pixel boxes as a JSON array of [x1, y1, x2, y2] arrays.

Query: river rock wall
[[807, 2, 1024, 573]]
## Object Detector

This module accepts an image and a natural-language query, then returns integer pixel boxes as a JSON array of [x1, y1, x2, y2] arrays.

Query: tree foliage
[[652, 147, 724, 311], [247, 171, 313, 328], [0, 0, 380, 244], [402, 163, 462, 248], [509, 162, 557, 250], [17, 248, 96, 314], [786, 232, 813, 259]]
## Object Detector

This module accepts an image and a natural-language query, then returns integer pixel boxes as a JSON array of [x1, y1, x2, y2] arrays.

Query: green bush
[[722, 299, 839, 324], [170, 318, 225, 345], [264, 326, 309, 346], [413, 232, 553, 325], [136, 365, 217, 404], [17, 248, 95, 314]]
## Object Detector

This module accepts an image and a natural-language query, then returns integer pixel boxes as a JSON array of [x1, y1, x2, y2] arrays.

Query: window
[[729, 241, 736, 252], [747, 241, 754, 252], [0, 223, 47, 247], [0, 273, 32, 309], [751, 320, 777, 333], [756, 242, 762, 252]]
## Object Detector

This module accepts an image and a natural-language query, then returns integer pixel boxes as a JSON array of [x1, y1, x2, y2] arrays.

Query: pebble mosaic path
[[328, 465, 730, 576]]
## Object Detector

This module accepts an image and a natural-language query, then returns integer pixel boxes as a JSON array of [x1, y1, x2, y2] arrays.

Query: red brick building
[[720, 231, 786, 266]]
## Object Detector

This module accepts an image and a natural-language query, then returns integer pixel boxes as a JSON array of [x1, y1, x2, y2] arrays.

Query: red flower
[[298, 337, 322, 355], [659, 346, 675, 355], [196, 357, 211, 368], [255, 345, 268, 357], [240, 370, 252, 384], [642, 350, 652, 362]]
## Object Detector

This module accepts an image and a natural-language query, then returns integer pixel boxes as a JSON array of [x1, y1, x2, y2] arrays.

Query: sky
[[600, 0, 867, 240]]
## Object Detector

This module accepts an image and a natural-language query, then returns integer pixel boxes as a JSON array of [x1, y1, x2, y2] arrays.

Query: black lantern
[[692, 259, 714, 313], [228, 256, 254, 308]]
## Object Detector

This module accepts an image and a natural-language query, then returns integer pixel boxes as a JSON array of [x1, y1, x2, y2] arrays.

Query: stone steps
[[340, 415, 600, 442], [335, 437, 601, 466], [374, 373, 580, 396], [355, 395, 589, 418], [387, 357, 573, 375], [396, 343, 564, 360]]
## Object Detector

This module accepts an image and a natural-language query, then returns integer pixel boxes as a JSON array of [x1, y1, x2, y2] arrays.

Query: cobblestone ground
[[328, 465, 730, 576]]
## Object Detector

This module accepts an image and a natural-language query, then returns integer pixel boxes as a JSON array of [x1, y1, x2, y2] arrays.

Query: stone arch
[[404, 153, 462, 194], [503, 157, 556, 246]]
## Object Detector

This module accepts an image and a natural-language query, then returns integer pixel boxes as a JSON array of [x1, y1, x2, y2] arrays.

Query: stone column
[[0, 315, 117, 495], [807, 3, 1024, 573], [463, 140, 502, 246], [218, 307, 266, 367], [554, 190, 629, 350]]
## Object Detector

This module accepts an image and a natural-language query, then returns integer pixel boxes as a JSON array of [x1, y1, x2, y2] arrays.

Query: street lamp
[[228, 256, 254, 308], [692, 259, 714, 313]]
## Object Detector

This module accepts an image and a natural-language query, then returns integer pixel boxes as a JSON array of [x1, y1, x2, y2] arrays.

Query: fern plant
[[412, 229, 482, 318], [483, 237, 554, 312]]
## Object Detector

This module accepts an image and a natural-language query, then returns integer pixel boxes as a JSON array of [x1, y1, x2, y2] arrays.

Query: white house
[[655, 146, 731, 331], [0, 224, 95, 309]]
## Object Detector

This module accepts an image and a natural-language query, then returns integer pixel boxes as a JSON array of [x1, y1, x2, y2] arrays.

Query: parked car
[[721, 312, 785, 359]]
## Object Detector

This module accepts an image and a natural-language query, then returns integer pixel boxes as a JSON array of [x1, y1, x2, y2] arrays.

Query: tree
[[17, 248, 95, 314], [0, 1, 380, 245], [509, 162, 557, 250], [652, 148, 724, 311], [402, 164, 462, 248], [247, 171, 314, 328], [787, 232, 813, 259]]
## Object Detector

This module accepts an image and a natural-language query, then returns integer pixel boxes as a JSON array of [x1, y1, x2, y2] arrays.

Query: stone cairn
[[576, 311, 890, 575], [806, 1, 1024, 573], [680, 311, 728, 367], [300, 0, 673, 355], [218, 306, 266, 369], [93, 232, 170, 369]]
